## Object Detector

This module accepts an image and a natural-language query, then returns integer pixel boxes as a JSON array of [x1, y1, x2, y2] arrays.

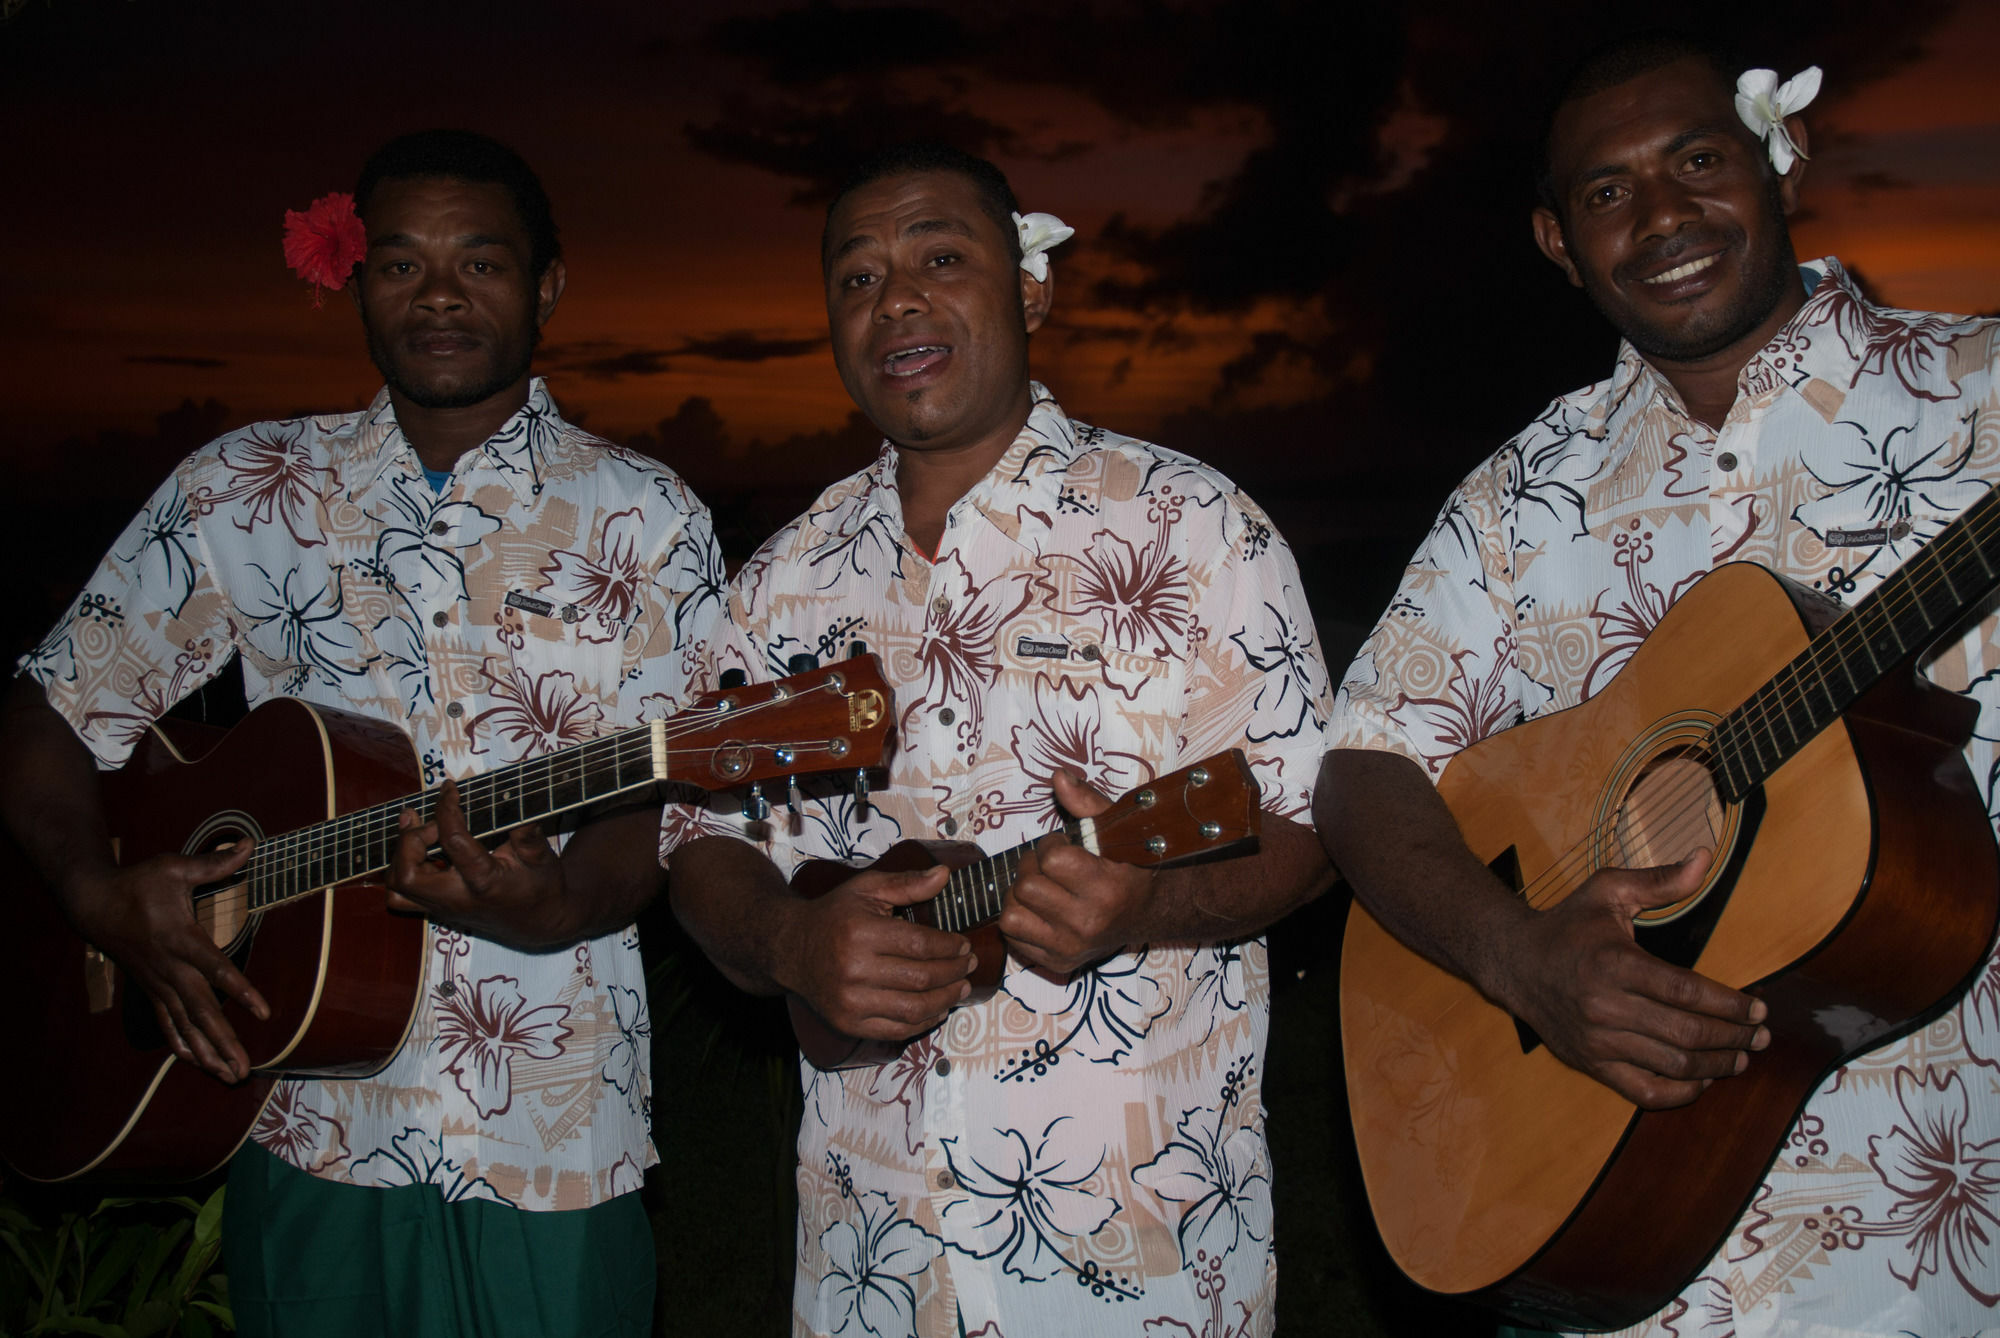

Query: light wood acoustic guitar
[[1340, 493, 2000, 1329], [0, 658, 892, 1183], [788, 749, 1263, 1070]]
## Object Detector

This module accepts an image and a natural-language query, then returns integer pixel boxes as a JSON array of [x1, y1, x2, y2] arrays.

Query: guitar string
[[1497, 491, 2000, 914], [192, 683, 871, 917]]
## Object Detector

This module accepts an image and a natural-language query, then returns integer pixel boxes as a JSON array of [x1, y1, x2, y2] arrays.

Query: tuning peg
[[787, 653, 819, 675], [852, 769, 871, 819], [741, 782, 770, 822], [847, 640, 869, 660], [719, 668, 747, 689], [786, 775, 806, 835]]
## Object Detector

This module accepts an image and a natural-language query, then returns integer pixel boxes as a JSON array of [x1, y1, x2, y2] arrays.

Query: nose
[[1631, 173, 1702, 242], [871, 265, 929, 322], [417, 270, 468, 315]]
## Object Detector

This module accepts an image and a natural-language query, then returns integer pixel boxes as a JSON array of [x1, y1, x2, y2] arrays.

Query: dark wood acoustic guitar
[[787, 749, 1263, 1070], [1340, 491, 2000, 1329], [0, 658, 892, 1183]]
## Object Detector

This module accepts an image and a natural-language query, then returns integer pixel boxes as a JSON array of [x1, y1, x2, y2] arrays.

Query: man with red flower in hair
[[0, 130, 722, 1337]]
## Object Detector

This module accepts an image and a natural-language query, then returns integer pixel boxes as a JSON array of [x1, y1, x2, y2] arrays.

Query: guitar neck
[[234, 720, 667, 913], [917, 819, 1091, 935], [1714, 485, 2000, 800]]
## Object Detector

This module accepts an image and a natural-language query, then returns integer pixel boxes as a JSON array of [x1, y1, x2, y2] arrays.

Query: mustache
[[1615, 228, 1737, 282]]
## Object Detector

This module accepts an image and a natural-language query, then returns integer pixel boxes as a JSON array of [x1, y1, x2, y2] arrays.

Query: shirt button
[[940, 815, 959, 836], [431, 610, 449, 628], [933, 1057, 952, 1077], [931, 595, 951, 618], [937, 707, 956, 725], [438, 979, 456, 997], [1716, 451, 1739, 472], [430, 520, 448, 536], [1080, 644, 1102, 661], [934, 1170, 956, 1190], [445, 701, 465, 718]]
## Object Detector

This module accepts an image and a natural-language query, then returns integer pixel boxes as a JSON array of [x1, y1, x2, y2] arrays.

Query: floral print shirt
[[1332, 261, 2000, 1335], [22, 380, 724, 1210], [667, 387, 1333, 1338]]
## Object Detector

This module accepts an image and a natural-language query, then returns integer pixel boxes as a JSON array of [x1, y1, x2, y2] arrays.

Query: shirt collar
[[338, 377, 564, 509], [1587, 256, 1856, 477], [816, 382, 1082, 552]]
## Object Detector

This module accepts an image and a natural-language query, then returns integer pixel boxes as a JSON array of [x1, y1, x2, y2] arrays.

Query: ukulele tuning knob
[[852, 770, 871, 819], [786, 776, 806, 836], [742, 783, 770, 822]]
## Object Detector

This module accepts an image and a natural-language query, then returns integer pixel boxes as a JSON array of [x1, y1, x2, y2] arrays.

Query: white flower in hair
[[1734, 66, 1821, 175], [1012, 211, 1074, 281]]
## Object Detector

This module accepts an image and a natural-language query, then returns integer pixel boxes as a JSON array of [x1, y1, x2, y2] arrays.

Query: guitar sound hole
[[1615, 749, 1725, 926]]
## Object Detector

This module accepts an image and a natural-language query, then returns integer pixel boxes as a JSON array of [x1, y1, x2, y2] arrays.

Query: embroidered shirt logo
[[1016, 634, 1071, 660], [505, 591, 556, 618], [1825, 519, 1914, 547]]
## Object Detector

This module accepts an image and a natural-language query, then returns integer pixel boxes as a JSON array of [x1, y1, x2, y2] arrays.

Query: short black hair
[[354, 129, 562, 278], [1535, 33, 1744, 215], [821, 143, 1023, 269]]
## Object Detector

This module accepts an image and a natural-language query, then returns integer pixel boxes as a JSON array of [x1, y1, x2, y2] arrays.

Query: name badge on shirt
[[1824, 519, 1914, 547], [505, 591, 557, 618], [1016, 634, 1071, 660]]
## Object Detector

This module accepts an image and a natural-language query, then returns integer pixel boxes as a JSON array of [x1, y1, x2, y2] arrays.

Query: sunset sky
[[3, 0, 1996, 647]]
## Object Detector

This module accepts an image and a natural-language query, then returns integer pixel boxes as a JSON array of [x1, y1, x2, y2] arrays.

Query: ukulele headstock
[[668, 656, 893, 792], [1088, 749, 1261, 868]]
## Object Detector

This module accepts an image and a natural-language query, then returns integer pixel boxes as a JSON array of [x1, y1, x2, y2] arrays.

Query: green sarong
[[223, 1144, 654, 1337]]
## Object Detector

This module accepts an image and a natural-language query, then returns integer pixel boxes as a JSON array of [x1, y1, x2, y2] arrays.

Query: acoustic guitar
[[0, 658, 891, 1183], [788, 749, 1262, 1070], [1340, 493, 2000, 1329]]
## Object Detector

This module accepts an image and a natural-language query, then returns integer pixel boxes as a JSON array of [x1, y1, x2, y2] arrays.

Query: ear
[[1777, 116, 1809, 215], [1531, 207, 1582, 289], [1020, 265, 1052, 335], [536, 257, 568, 326]]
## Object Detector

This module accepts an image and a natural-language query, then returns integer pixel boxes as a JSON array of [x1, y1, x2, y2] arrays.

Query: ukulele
[[787, 749, 1262, 1069]]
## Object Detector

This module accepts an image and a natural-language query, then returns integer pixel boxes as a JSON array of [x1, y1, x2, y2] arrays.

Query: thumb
[[203, 836, 256, 876], [869, 864, 954, 909], [1050, 767, 1113, 819], [1606, 847, 1714, 915]]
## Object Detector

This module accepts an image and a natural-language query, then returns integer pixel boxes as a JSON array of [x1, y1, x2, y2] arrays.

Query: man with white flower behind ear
[[1317, 33, 2000, 1338], [668, 143, 1334, 1337]]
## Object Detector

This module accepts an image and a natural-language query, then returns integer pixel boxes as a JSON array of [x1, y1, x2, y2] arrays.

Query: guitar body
[[1341, 561, 2000, 1328], [787, 841, 1005, 1071], [0, 698, 429, 1182]]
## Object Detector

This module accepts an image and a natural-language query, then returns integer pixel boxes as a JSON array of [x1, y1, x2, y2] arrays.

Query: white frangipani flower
[[1012, 210, 1074, 281], [1734, 66, 1821, 175]]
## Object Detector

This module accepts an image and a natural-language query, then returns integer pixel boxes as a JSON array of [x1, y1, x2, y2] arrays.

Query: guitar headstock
[[1088, 749, 1262, 868], [666, 656, 894, 792]]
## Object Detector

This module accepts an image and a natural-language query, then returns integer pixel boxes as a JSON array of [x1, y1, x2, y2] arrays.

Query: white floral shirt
[[667, 387, 1333, 1338], [23, 380, 724, 1210], [1332, 262, 2000, 1336]]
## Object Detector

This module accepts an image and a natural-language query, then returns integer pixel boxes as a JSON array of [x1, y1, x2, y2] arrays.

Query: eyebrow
[[1572, 122, 1737, 191], [367, 232, 514, 250], [827, 215, 977, 263]]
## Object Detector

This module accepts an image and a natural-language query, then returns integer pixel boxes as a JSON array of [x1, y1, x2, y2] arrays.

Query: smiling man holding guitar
[[1319, 35, 2000, 1338], [0, 131, 725, 1337], [666, 145, 1335, 1338]]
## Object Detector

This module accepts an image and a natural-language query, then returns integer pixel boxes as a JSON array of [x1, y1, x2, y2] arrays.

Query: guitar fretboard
[[1711, 485, 2000, 801], [226, 722, 665, 912]]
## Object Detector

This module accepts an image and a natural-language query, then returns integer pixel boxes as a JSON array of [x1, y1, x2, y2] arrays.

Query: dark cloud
[[125, 354, 228, 369], [544, 344, 676, 380], [686, 90, 1026, 204], [708, 4, 972, 85], [674, 331, 827, 362]]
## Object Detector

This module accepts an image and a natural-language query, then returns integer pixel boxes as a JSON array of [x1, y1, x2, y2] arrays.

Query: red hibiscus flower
[[282, 192, 367, 307]]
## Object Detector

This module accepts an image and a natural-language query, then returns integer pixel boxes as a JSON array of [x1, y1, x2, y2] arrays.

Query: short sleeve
[[1178, 485, 1334, 822], [18, 462, 236, 767], [1328, 454, 1525, 778]]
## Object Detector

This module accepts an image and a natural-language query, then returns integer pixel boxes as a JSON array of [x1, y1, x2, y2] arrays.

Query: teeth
[[1644, 254, 1720, 285]]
